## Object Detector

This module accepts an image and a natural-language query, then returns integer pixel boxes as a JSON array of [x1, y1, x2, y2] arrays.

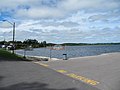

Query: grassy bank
[[0, 49, 23, 60]]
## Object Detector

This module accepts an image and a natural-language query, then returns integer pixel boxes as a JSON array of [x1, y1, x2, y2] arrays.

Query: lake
[[15, 45, 120, 59]]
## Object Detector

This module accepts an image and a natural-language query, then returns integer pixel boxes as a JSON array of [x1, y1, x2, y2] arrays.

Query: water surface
[[15, 45, 120, 59]]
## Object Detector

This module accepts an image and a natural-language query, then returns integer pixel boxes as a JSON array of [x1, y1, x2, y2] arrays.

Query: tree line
[[62, 43, 120, 46], [0, 39, 120, 50], [0, 39, 49, 49]]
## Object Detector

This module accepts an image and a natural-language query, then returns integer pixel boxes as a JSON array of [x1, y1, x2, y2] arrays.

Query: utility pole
[[12, 22, 15, 54], [2, 20, 15, 54]]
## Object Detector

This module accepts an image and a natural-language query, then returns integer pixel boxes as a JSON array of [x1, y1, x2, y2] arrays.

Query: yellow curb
[[57, 69, 67, 73], [66, 73, 100, 86], [34, 62, 49, 67]]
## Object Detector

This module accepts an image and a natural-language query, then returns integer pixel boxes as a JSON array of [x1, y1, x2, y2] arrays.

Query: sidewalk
[[41, 53, 120, 90]]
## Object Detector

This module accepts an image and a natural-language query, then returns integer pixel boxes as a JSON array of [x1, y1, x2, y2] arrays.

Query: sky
[[0, 0, 120, 43]]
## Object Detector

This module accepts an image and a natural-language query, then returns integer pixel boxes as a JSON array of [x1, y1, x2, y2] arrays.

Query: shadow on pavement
[[0, 76, 4, 82], [0, 57, 32, 62], [0, 82, 77, 90]]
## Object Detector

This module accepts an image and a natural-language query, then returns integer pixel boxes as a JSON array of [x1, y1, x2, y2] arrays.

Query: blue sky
[[0, 0, 120, 43]]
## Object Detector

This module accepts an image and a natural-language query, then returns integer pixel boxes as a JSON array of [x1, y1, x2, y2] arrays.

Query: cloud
[[37, 21, 79, 27], [15, 0, 120, 19], [0, 19, 120, 43], [0, 0, 120, 43], [88, 11, 120, 22], [0, 0, 120, 19], [15, 7, 65, 19], [0, 22, 12, 28]]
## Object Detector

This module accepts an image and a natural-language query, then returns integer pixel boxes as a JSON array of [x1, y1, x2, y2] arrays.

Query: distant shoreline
[[62, 43, 120, 46]]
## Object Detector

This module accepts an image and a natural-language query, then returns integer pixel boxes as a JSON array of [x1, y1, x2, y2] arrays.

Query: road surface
[[0, 58, 99, 90]]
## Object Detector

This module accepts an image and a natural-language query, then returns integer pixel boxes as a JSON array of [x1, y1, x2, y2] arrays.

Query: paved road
[[41, 53, 120, 90], [0, 59, 99, 90]]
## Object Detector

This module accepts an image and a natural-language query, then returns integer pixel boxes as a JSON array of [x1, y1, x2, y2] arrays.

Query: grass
[[0, 49, 23, 60]]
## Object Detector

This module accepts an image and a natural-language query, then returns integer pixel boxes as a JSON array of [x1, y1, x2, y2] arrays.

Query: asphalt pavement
[[0, 59, 100, 90]]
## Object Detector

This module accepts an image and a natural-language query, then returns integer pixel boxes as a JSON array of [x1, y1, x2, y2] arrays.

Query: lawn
[[0, 49, 23, 60]]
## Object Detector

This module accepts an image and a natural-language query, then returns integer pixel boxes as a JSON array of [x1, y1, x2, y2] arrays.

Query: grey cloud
[[0, 31, 13, 40], [88, 14, 109, 22], [29, 29, 44, 33], [79, 27, 120, 43], [1, 26, 120, 43], [14, 30, 41, 40], [88, 12, 120, 22], [39, 21, 79, 27], [60, 22, 79, 27], [88, 27, 120, 40], [41, 22, 59, 27]]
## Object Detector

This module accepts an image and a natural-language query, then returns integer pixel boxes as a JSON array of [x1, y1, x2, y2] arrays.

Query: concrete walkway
[[40, 53, 120, 90]]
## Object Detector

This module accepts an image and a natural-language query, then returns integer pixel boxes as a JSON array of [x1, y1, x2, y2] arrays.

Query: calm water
[[15, 45, 120, 59]]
